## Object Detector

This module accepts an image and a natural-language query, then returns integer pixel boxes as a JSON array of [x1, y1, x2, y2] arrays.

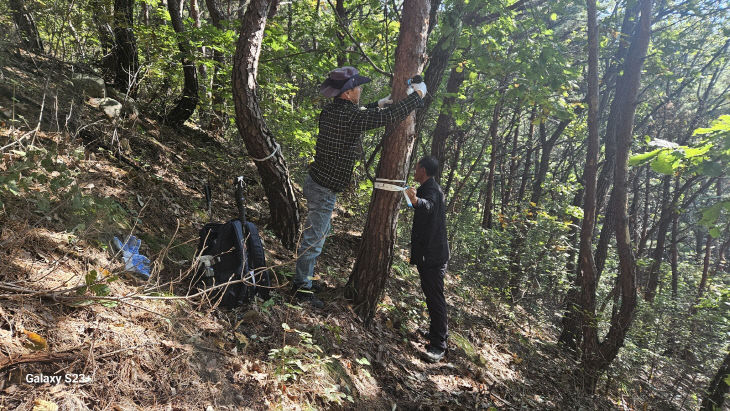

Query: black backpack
[[190, 177, 271, 307]]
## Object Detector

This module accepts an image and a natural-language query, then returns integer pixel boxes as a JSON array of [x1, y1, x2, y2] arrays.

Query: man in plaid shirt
[[294, 66, 427, 307]]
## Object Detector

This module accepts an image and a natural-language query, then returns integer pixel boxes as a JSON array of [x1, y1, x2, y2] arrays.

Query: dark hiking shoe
[[295, 289, 324, 308], [423, 345, 446, 363], [311, 280, 326, 293]]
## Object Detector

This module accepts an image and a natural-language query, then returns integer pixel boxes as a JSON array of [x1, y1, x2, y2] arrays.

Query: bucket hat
[[319, 66, 371, 97]]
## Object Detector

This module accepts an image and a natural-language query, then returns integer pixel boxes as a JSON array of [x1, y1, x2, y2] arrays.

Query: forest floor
[[0, 47, 680, 410]]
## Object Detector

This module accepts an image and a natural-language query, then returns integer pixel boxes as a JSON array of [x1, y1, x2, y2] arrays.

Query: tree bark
[[430, 65, 466, 182], [345, 0, 431, 324], [558, 187, 586, 350], [165, 0, 200, 126], [670, 204, 679, 299], [502, 111, 521, 215], [701, 348, 730, 411], [517, 105, 537, 204], [232, 0, 299, 249], [529, 118, 572, 208], [644, 175, 672, 302], [113, 0, 140, 96], [205, 0, 228, 133], [580, 0, 651, 393], [9, 0, 44, 53], [334, 0, 348, 66], [560, 0, 601, 355], [191, 0, 209, 114], [481, 91, 505, 229]]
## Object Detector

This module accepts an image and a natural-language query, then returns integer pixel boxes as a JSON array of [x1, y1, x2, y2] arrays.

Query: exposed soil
[[0, 46, 645, 410]]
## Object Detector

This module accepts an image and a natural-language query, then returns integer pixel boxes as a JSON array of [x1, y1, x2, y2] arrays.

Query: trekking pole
[[204, 184, 212, 221], [234, 176, 249, 237]]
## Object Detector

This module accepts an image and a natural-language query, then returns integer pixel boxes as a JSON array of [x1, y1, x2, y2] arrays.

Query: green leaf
[[650, 150, 681, 175], [629, 149, 661, 165], [549, 13, 557, 21], [683, 144, 711, 158], [85, 270, 98, 286], [709, 227, 721, 238], [356, 357, 371, 366], [89, 284, 110, 296], [700, 203, 722, 227]]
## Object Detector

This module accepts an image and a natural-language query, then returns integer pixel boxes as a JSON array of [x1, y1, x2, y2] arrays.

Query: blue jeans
[[294, 174, 337, 289]]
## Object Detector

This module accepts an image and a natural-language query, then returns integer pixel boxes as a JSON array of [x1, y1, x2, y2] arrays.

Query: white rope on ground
[[250, 142, 280, 162]]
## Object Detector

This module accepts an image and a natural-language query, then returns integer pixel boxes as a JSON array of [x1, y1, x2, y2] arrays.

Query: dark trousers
[[417, 262, 448, 350]]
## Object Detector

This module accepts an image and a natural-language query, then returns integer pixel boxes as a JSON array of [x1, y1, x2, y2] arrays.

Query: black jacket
[[410, 177, 450, 267]]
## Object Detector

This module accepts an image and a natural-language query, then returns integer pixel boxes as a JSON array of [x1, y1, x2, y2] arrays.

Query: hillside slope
[[0, 47, 664, 410]]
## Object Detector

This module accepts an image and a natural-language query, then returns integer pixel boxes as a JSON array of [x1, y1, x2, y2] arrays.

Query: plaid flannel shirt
[[309, 92, 424, 192]]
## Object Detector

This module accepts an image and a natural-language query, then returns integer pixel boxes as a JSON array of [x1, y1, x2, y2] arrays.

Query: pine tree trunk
[[9, 0, 44, 53], [165, 0, 199, 126], [232, 0, 299, 249], [113, 0, 140, 96], [345, 0, 431, 323]]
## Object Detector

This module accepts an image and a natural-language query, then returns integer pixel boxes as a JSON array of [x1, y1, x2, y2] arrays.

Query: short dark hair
[[418, 156, 439, 177]]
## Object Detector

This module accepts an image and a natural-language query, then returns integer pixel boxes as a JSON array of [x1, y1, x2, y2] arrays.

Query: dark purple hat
[[319, 66, 371, 97]]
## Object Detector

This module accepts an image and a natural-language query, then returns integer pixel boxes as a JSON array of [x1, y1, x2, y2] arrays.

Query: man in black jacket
[[405, 156, 450, 363], [294, 66, 427, 308]]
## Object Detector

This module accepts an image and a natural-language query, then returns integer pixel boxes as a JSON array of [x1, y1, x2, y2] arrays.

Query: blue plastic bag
[[113, 235, 151, 279]]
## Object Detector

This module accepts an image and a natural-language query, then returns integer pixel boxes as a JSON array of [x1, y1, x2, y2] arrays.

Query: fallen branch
[[0, 349, 77, 372]]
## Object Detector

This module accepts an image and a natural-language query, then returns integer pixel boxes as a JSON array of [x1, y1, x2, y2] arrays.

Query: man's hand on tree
[[405, 187, 418, 204], [378, 95, 393, 108], [410, 82, 427, 98]]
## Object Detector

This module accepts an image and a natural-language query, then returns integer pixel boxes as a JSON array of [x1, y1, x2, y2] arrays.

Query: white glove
[[411, 82, 427, 97], [378, 95, 393, 108]]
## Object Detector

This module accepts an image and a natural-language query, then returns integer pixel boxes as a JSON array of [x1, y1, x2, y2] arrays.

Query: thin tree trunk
[[334, 0, 348, 66], [670, 204, 679, 299], [113, 0, 140, 96], [481, 91, 505, 229], [345, 0, 431, 323], [529, 118, 572, 208], [637, 164, 651, 255], [558, 187, 587, 350], [430, 65, 466, 182], [443, 131, 466, 199], [580, 0, 651, 393], [205, 0, 228, 133], [191, 0, 209, 117], [517, 105, 537, 204], [644, 175, 672, 302], [502, 112, 521, 215], [9, 0, 44, 53], [165, 0, 200, 125]]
